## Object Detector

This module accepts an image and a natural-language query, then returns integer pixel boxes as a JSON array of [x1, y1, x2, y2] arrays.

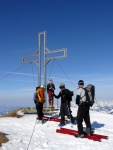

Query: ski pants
[[36, 103, 44, 120], [60, 103, 70, 123], [48, 91, 54, 106], [77, 105, 91, 135]]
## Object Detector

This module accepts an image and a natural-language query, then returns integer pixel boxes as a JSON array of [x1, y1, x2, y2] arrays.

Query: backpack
[[36, 87, 45, 103], [64, 89, 74, 101], [85, 84, 95, 107]]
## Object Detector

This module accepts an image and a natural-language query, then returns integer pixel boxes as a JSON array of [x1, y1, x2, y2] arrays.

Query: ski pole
[[66, 100, 71, 120], [57, 98, 58, 109], [67, 100, 71, 115], [27, 119, 37, 150]]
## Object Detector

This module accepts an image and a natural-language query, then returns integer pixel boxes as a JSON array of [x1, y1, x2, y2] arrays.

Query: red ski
[[56, 128, 108, 142], [44, 116, 62, 122], [60, 128, 108, 140], [37, 116, 67, 122], [56, 128, 101, 141]]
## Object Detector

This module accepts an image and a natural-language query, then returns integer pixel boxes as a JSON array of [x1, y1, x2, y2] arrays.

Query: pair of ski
[[37, 116, 68, 123], [37, 116, 108, 142], [56, 128, 108, 142], [37, 115, 77, 126], [37, 116, 76, 126]]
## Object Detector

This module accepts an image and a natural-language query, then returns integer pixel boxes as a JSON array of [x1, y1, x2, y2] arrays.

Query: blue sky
[[0, 0, 113, 107]]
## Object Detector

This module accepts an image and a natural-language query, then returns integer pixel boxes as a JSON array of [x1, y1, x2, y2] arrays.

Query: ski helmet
[[78, 80, 84, 85], [59, 83, 65, 89]]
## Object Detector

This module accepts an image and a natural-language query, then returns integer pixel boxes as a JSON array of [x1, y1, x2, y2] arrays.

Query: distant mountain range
[[0, 100, 113, 115], [71, 100, 113, 114], [0, 106, 20, 115]]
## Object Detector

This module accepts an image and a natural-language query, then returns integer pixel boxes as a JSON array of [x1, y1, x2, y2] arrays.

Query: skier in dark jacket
[[75, 80, 91, 138], [47, 79, 55, 107], [54, 83, 74, 125]]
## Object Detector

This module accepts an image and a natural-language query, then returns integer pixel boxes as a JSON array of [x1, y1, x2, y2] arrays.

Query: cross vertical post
[[38, 32, 41, 86], [22, 31, 67, 107]]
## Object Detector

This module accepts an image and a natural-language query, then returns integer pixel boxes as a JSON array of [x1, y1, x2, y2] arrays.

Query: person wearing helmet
[[47, 79, 55, 108], [54, 83, 74, 125], [75, 80, 91, 138]]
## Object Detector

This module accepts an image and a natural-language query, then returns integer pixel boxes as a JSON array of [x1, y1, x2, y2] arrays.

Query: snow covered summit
[[0, 106, 113, 150]]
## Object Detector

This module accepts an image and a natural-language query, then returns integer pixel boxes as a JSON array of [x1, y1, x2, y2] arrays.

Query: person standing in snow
[[47, 79, 55, 108], [33, 86, 45, 123], [75, 80, 91, 138], [54, 83, 74, 125]]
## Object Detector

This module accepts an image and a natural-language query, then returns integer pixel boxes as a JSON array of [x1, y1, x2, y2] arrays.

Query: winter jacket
[[47, 83, 55, 93], [54, 89, 72, 104], [76, 87, 90, 108]]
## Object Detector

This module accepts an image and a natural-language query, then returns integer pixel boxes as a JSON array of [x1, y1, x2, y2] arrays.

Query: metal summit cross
[[22, 31, 67, 106]]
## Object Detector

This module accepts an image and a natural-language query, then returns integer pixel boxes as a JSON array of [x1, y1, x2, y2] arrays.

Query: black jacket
[[54, 89, 72, 103], [47, 83, 55, 93]]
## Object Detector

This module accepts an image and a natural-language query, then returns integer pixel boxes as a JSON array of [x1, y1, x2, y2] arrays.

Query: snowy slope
[[0, 107, 113, 150]]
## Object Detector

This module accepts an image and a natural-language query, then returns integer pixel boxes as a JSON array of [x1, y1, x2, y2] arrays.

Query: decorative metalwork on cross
[[22, 31, 67, 106]]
